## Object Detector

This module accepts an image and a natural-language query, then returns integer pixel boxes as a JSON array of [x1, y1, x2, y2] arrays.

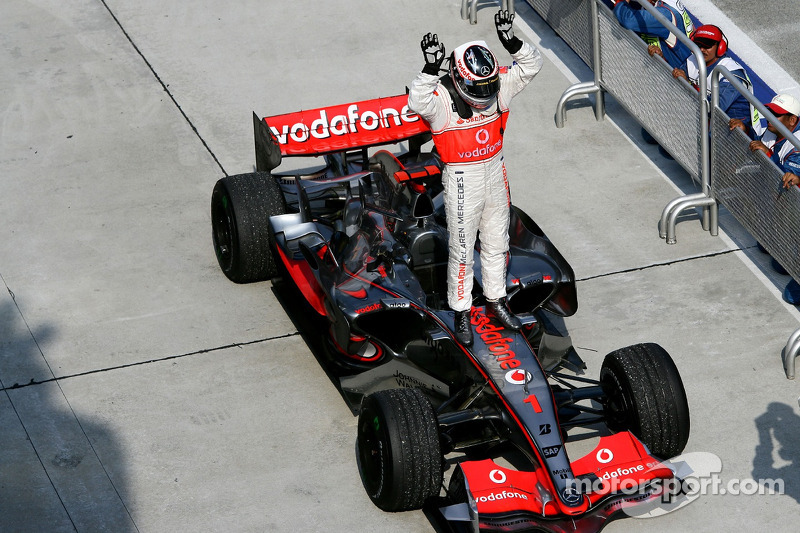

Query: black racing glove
[[495, 9, 523, 54], [420, 33, 445, 75]]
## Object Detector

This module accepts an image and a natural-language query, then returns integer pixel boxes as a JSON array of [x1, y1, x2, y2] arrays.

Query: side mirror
[[298, 236, 339, 271], [411, 192, 434, 219], [298, 241, 320, 271]]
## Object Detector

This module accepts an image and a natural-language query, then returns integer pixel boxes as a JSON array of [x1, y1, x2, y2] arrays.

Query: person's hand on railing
[[647, 44, 663, 59], [749, 140, 772, 156], [672, 68, 688, 81], [420, 33, 445, 75], [729, 118, 748, 132], [781, 172, 799, 189]]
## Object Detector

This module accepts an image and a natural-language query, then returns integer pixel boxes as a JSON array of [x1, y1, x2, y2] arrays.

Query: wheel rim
[[211, 191, 235, 271], [357, 410, 387, 497]]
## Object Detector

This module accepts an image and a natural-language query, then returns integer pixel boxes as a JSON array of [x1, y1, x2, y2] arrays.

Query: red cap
[[692, 25, 723, 44]]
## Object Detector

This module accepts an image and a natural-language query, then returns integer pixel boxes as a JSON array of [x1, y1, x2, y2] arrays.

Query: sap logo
[[542, 445, 562, 458]]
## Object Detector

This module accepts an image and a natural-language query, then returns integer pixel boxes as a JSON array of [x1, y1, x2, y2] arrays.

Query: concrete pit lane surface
[[1, 0, 798, 531]]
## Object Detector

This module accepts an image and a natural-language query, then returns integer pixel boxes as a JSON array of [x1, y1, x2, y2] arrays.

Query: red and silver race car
[[210, 94, 692, 532]]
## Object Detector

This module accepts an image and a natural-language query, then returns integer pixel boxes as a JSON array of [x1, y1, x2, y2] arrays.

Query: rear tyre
[[211, 172, 286, 283], [600, 343, 690, 458], [356, 388, 443, 511]]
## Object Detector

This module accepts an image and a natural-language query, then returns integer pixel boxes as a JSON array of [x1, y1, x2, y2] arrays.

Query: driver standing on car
[[408, 10, 543, 346]]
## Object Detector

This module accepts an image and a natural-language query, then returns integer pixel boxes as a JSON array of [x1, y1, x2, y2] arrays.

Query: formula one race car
[[210, 94, 692, 532]]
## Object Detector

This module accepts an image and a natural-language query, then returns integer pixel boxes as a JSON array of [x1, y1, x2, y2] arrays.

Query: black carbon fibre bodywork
[[266, 148, 589, 509], [210, 100, 690, 532]]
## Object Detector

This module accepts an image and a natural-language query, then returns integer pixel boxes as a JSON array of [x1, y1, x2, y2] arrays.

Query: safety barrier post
[[505, 0, 515, 16], [555, 0, 602, 127], [461, 0, 515, 25], [460, 0, 475, 24], [783, 328, 800, 379]]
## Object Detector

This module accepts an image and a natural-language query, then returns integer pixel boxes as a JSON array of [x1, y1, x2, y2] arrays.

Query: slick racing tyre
[[211, 172, 286, 283], [356, 388, 443, 511], [600, 343, 690, 459]]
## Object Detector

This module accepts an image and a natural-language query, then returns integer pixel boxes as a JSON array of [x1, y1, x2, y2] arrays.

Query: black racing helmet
[[449, 40, 500, 110]]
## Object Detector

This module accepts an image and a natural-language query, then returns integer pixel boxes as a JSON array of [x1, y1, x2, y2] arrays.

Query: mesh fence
[[596, 3, 703, 181], [524, 0, 703, 181], [523, 0, 799, 280], [711, 108, 800, 281], [524, 0, 593, 66]]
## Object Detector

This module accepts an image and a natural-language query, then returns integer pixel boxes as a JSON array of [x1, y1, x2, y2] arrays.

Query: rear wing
[[254, 94, 430, 172]]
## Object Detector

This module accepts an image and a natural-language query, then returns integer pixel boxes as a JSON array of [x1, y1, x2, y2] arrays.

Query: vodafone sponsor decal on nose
[[475, 490, 529, 503], [471, 307, 520, 369], [600, 464, 645, 480]]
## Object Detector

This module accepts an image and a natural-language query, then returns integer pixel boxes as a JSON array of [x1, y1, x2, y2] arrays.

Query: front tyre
[[356, 388, 443, 511], [211, 172, 286, 283], [600, 343, 690, 458]]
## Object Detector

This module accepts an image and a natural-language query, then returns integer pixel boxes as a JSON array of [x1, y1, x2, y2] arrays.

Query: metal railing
[[462, 0, 515, 25], [509, 1, 800, 379], [545, 0, 714, 244], [707, 66, 800, 380], [784, 331, 800, 380]]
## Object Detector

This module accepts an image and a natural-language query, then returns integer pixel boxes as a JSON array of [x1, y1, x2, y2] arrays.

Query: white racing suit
[[408, 42, 542, 312]]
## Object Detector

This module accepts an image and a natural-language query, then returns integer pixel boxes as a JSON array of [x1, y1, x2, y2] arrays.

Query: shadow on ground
[[0, 298, 135, 532], [753, 401, 800, 503]]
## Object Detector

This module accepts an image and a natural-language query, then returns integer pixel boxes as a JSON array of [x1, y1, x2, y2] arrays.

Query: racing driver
[[408, 10, 543, 346]]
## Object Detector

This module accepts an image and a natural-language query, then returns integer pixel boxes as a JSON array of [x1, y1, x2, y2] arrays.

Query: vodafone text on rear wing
[[253, 94, 430, 172]]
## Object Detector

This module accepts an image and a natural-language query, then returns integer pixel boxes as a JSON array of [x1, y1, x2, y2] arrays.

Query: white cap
[[766, 94, 800, 117]]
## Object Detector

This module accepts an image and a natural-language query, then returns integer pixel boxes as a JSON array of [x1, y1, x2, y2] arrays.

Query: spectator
[[673, 24, 759, 133], [734, 93, 800, 304], [613, 0, 694, 69], [747, 93, 800, 187], [614, 0, 694, 148]]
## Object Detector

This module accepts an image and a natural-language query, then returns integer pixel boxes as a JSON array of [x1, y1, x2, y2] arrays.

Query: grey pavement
[[0, 0, 798, 532]]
